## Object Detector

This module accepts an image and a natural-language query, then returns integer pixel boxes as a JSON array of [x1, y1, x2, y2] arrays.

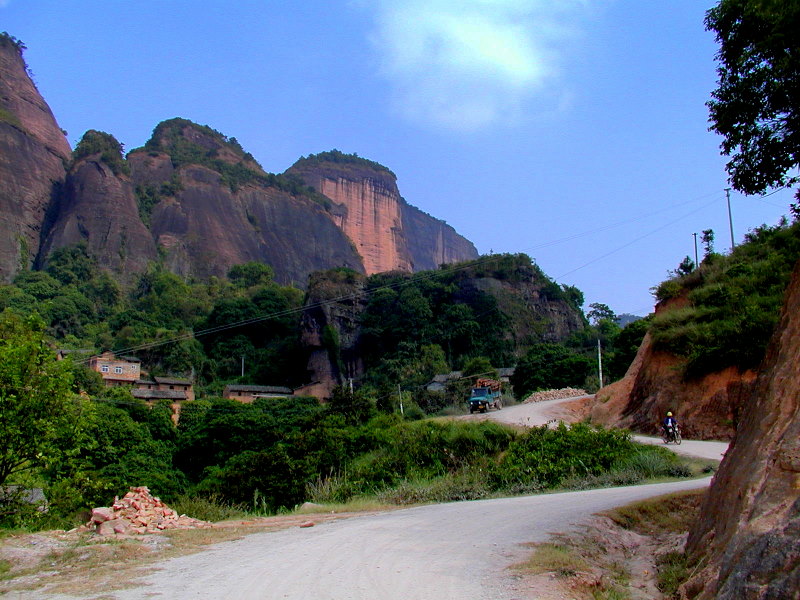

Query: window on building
[[130, 365, 138, 372], [101, 365, 109, 373], [114, 366, 123, 374]]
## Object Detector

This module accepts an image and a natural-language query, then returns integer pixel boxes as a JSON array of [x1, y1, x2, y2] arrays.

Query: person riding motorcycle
[[662, 411, 678, 439]]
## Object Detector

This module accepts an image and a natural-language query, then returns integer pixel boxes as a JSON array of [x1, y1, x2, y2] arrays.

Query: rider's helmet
[[666, 411, 673, 417]]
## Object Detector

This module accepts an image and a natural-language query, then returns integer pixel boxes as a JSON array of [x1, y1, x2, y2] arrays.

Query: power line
[[555, 197, 720, 280], [78, 190, 732, 363]]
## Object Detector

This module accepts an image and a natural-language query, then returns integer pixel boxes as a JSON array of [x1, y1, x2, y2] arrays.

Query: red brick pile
[[87, 486, 211, 536]]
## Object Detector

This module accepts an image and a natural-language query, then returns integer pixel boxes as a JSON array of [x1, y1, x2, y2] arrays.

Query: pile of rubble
[[523, 388, 588, 403], [87, 486, 211, 536]]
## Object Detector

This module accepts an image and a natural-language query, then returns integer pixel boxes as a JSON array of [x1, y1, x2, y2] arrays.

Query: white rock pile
[[523, 388, 588, 403], [87, 486, 211, 536]]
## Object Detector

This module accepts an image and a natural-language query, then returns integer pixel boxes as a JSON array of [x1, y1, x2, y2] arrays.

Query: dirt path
[[26, 479, 707, 600], [478, 395, 593, 427], [13, 396, 725, 600], [475, 395, 730, 461]]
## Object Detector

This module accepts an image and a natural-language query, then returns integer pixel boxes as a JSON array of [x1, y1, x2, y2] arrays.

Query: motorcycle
[[661, 423, 682, 445]]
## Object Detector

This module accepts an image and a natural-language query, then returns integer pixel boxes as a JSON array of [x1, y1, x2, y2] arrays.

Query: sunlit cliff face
[[318, 176, 412, 276]]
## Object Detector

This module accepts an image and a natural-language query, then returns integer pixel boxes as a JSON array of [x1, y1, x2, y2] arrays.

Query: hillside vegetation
[[651, 217, 800, 378], [0, 247, 669, 529]]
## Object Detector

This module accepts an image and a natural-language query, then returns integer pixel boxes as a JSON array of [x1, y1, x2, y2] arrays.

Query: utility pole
[[597, 339, 604, 389], [241, 355, 245, 377], [397, 384, 404, 416], [693, 232, 699, 269], [725, 188, 736, 249]]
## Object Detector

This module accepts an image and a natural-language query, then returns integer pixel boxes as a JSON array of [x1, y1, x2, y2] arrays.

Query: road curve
[[103, 479, 710, 600], [477, 396, 729, 461]]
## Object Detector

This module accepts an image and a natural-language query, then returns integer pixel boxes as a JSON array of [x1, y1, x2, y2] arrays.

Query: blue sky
[[2, 0, 794, 316]]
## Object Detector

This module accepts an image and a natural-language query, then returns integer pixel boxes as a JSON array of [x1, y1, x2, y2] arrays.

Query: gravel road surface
[[101, 478, 710, 600], [23, 396, 724, 600], [478, 396, 730, 461]]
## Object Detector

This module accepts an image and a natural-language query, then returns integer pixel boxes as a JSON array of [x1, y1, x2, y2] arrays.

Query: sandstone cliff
[[301, 255, 585, 398], [681, 259, 800, 599], [2, 35, 480, 289], [127, 120, 365, 284], [400, 202, 482, 272], [0, 36, 70, 282], [39, 134, 158, 281], [300, 269, 367, 398], [286, 151, 478, 275]]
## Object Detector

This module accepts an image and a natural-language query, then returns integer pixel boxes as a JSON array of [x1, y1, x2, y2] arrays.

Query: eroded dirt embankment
[[585, 299, 756, 441]]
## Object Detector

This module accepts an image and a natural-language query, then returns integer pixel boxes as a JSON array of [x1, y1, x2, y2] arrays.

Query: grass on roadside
[[522, 542, 590, 577], [604, 489, 705, 535], [517, 489, 706, 600]]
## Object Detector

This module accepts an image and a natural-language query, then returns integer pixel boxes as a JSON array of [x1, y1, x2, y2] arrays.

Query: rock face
[[588, 299, 757, 440], [2, 38, 479, 289], [466, 275, 585, 345], [39, 155, 158, 281], [300, 257, 585, 398], [125, 122, 366, 284], [400, 202, 481, 272], [682, 259, 800, 599], [286, 152, 478, 275], [0, 37, 70, 281], [300, 269, 367, 398]]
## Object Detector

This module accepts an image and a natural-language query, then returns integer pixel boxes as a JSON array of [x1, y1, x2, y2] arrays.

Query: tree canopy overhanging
[[705, 0, 800, 198]]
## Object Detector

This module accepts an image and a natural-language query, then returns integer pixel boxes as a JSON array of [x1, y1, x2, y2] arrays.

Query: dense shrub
[[493, 423, 635, 489]]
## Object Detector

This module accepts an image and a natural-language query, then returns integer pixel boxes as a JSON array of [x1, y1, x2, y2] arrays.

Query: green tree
[[587, 302, 616, 325], [45, 243, 96, 286], [228, 262, 275, 288], [0, 311, 89, 487], [701, 229, 715, 258], [72, 130, 130, 176], [511, 344, 592, 398], [706, 0, 800, 198], [327, 386, 375, 425], [674, 256, 695, 276]]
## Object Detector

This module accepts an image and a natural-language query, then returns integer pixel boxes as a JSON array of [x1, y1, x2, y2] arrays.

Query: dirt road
[[89, 479, 708, 600], [478, 396, 730, 461], [22, 397, 724, 600]]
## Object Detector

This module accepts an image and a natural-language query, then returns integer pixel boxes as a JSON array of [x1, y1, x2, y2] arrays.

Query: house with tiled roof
[[223, 384, 294, 403]]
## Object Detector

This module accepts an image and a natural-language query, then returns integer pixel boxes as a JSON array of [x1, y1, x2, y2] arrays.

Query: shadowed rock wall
[[39, 156, 158, 281], [0, 39, 70, 281]]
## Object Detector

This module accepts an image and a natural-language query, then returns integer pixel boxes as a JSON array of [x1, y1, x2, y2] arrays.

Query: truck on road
[[468, 378, 502, 413]]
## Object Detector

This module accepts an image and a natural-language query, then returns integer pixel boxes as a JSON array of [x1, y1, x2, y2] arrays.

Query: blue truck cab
[[468, 381, 502, 413]]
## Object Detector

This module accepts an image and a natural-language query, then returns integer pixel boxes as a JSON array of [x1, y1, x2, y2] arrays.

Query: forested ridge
[[0, 246, 663, 526]]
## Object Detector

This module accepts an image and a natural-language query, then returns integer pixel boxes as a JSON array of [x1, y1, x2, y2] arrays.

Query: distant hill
[[0, 36, 477, 287], [615, 313, 642, 327]]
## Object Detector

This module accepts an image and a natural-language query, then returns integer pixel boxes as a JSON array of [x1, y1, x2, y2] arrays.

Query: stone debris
[[523, 388, 587, 404], [87, 486, 211, 536]]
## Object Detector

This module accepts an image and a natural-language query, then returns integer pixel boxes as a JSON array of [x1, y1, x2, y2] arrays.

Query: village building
[[132, 377, 195, 424], [87, 351, 142, 386], [425, 371, 463, 393], [134, 376, 195, 402], [222, 384, 294, 403]]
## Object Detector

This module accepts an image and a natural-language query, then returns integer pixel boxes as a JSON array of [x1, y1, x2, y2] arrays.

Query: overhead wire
[[78, 189, 735, 363]]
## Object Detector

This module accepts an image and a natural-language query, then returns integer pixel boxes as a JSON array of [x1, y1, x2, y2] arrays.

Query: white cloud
[[360, 0, 593, 132]]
